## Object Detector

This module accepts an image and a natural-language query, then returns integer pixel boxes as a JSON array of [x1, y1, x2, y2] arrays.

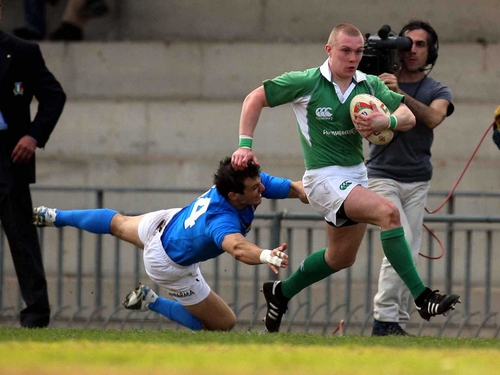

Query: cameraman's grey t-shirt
[[366, 77, 454, 182]]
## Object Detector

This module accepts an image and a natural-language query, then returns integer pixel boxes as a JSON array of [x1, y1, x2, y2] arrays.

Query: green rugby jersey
[[263, 60, 404, 170]]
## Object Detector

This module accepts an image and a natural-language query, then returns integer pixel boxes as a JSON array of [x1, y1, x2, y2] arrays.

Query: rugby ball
[[349, 94, 394, 145]]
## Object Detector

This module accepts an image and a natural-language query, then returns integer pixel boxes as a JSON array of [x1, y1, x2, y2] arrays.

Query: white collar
[[319, 60, 368, 103], [319, 59, 368, 84]]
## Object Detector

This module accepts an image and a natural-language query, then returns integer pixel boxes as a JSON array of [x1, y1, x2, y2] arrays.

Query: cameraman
[[367, 20, 455, 336]]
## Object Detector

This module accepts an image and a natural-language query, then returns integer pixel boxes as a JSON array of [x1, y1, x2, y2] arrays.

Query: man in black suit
[[0, 0, 66, 327]]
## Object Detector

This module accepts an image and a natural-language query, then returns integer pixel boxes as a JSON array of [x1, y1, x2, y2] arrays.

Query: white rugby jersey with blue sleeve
[[161, 172, 291, 266]]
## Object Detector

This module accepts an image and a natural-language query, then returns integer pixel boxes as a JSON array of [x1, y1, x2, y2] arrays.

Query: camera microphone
[[377, 25, 391, 39]]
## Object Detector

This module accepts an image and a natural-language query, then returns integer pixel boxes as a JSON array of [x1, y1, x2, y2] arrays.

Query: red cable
[[419, 121, 495, 259], [425, 121, 495, 214], [420, 223, 445, 260]]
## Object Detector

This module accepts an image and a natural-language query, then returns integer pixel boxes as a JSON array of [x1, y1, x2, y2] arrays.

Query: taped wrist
[[259, 249, 283, 267], [389, 115, 398, 130], [238, 135, 253, 149]]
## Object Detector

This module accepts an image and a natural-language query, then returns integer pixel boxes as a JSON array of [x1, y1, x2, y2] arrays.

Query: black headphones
[[399, 20, 439, 67]]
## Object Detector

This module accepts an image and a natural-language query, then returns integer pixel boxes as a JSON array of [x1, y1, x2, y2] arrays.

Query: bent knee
[[378, 199, 401, 227], [206, 314, 236, 331], [325, 248, 357, 270], [332, 256, 356, 270], [109, 213, 126, 234], [223, 312, 237, 330], [222, 317, 236, 331]]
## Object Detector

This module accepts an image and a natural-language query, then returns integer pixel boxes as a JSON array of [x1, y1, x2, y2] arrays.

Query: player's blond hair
[[327, 23, 364, 45]]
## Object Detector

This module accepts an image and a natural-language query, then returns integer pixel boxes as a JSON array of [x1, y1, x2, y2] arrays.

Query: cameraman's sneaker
[[122, 283, 158, 311], [372, 319, 412, 336], [262, 280, 289, 333], [415, 289, 461, 321], [33, 206, 57, 227]]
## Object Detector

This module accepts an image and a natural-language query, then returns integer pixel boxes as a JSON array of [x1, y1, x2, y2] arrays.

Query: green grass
[[0, 328, 499, 375]]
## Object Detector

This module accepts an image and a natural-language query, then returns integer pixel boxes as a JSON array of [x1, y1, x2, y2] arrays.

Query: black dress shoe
[[20, 310, 50, 328]]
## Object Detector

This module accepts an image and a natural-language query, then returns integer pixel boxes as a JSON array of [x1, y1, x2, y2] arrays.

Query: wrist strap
[[389, 115, 398, 130], [238, 135, 253, 149]]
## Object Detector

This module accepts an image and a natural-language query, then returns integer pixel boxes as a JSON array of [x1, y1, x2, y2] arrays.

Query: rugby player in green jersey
[[231, 23, 460, 332]]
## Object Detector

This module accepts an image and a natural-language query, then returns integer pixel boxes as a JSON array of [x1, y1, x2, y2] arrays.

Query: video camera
[[358, 25, 412, 76]]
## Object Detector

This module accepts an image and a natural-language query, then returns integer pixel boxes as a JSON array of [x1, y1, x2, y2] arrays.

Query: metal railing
[[0, 187, 499, 337]]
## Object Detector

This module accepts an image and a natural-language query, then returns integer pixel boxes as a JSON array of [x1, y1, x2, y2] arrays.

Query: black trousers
[[0, 134, 50, 328]]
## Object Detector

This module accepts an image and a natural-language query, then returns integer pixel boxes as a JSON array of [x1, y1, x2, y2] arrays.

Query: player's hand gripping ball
[[350, 94, 394, 145]]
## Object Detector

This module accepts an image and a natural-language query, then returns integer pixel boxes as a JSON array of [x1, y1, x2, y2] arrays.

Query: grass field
[[0, 327, 499, 375]]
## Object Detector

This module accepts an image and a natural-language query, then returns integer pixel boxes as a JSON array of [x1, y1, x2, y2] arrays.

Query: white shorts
[[139, 208, 211, 306], [303, 163, 368, 226]]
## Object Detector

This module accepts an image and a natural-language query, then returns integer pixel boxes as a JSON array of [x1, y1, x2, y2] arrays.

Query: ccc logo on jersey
[[315, 107, 333, 120]]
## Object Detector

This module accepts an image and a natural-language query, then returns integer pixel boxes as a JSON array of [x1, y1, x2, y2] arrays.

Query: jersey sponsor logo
[[339, 180, 352, 190], [169, 290, 195, 298], [323, 128, 357, 136], [315, 107, 333, 120]]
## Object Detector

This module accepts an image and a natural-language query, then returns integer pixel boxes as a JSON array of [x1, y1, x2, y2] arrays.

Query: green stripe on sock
[[381, 227, 426, 299], [281, 248, 337, 299]]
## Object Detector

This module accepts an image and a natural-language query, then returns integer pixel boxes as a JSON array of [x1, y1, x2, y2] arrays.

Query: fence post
[[485, 230, 492, 315], [94, 189, 104, 311], [445, 195, 455, 294]]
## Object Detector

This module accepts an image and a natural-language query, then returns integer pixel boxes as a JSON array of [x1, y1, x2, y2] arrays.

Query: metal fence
[[1, 187, 500, 337]]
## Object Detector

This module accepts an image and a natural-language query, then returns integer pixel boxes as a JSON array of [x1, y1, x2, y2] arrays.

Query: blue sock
[[148, 296, 203, 330], [54, 208, 118, 234]]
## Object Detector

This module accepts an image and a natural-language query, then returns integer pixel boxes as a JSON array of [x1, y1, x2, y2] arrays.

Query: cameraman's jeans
[[369, 178, 429, 326]]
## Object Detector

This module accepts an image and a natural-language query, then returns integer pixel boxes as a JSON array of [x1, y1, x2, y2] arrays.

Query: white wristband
[[259, 249, 283, 267]]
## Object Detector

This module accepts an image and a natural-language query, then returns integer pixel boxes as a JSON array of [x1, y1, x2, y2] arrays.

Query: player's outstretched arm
[[288, 180, 309, 204], [222, 233, 288, 274], [232, 86, 269, 170]]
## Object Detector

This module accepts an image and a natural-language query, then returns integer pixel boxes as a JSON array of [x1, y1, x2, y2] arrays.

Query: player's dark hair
[[213, 157, 261, 198], [399, 19, 439, 66]]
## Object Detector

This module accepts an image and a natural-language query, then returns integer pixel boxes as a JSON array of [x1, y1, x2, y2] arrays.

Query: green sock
[[281, 248, 337, 299], [381, 227, 426, 299]]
